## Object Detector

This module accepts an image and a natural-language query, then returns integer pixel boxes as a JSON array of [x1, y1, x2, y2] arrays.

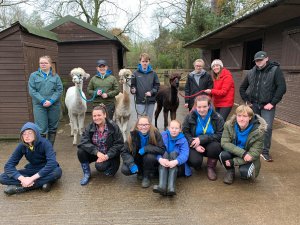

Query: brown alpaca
[[155, 73, 182, 130]]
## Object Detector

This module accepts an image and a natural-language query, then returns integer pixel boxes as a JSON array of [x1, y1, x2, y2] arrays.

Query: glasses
[[195, 65, 203, 68], [22, 130, 34, 136], [137, 124, 150, 128]]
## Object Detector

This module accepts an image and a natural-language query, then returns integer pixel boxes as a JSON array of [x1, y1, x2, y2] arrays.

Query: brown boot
[[207, 158, 218, 181]]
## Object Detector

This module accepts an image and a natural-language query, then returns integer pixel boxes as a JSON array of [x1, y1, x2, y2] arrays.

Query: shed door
[[24, 46, 45, 121]]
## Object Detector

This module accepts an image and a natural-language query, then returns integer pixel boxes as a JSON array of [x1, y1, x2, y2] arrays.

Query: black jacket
[[184, 71, 213, 109], [78, 119, 124, 159], [239, 61, 286, 106], [182, 110, 224, 146], [121, 130, 165, 168], [131, 70, 160, 104]]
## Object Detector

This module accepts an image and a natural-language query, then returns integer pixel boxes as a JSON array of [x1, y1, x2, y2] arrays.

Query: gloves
[[138, 147, 145, 155], [130, 164, 138, 174]]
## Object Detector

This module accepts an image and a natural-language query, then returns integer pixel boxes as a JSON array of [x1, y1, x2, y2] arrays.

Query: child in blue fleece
[[153, 120, 190, 196], [0, 122, 62, 195]]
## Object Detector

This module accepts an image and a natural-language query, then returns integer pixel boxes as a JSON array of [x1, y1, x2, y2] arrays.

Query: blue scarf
[[195, 107, 214, 136], [138, 131, 149, 148], [234, 122, 254, 149], [166, 130, 185, 153], [96, 70, 112, 79], [137, 64, 153, 74], [38, 68, 52, 79]]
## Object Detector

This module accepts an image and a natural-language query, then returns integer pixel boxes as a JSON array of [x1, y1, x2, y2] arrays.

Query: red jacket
[[211, 68, 235, 107]]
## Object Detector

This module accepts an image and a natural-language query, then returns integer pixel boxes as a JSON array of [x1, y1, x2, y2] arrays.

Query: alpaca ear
[[84, 73, 90, 79]]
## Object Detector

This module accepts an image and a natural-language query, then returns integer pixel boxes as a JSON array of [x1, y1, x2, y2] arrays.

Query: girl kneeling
[[220, 105, 266, 184], [121, 116, 165, 188], [153, 120, 189, 196]]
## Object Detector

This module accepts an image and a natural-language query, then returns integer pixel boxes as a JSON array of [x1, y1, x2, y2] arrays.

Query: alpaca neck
[[170, 85, 178, 103], [123, 84, 130, 107], [75, 83, 84, 104], [123, 82, 130, 94]]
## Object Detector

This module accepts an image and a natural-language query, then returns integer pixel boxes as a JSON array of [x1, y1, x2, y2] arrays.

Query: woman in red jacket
[[204, 59, 235, 121]]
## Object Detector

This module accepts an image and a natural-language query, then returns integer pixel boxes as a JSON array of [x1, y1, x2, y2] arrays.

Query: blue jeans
[[0, 166, 62, 187], [251, 103, 275, 155]]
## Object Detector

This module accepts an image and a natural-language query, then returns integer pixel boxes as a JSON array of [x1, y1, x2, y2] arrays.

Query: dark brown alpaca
[[155, 73, 182, 130]]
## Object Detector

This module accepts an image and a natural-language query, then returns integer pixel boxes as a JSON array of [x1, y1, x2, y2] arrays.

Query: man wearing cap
[[240, 51, 286, 162], [87, 59, 119, 120]]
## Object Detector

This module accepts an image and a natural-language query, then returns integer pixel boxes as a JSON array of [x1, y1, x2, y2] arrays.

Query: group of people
[[0, 50, 286, 196]]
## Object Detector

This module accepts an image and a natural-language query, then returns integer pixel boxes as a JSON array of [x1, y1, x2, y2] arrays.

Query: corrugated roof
[[184, 0, 300, 48]]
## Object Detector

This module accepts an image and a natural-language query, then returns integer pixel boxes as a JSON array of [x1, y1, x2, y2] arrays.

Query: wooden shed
[[0, 16, 128, 138], [0, 22, 58, 138], [45, 15, 128, 87], [185, 0, 300, 126]]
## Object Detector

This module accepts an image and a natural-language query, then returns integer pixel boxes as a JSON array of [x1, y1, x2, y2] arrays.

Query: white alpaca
[[65, 67, 90, 145], [114, 69, 132, 141]]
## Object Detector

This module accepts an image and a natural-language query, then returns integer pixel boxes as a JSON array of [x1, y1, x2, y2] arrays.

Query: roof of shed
[[3, 21, 58, 41], [184, 0, 300, 48]]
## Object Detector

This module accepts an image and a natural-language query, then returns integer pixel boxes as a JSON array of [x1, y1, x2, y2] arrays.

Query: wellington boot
[[153, 165, 168, 195], [167, 167, 177, 196], [80, 162, 91, 186], [207, 158, 218, 181]]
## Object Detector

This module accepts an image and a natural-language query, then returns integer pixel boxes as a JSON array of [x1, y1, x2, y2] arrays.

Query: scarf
[[234, 122, 254, 149], [138, 131, 149, 148], [195, 107, 214, 136]]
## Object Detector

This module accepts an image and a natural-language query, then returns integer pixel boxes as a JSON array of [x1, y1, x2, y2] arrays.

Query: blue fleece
[[96, 70, 112, 79], [195, 107, 214, 136], [4, 122, 59, 180], [138, 131, 149, 155], [38, 68, 52, 79], [137, 64, 153, 74], [159, 130, 191, 176], [234, 122, 254, 149]]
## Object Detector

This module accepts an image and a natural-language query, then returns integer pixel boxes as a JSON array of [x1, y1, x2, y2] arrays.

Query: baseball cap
[[97, 59, 108, 66], [253, 51, 267, 61]]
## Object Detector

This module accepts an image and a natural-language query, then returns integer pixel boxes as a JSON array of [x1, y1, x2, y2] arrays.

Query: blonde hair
[[139, 53, 150, 61], [236, 105, 254, 118], [193, 59, 205, 67], [127, 116, 158, 153], [39, 55, 56, 75], [169, 119, 182, 129]]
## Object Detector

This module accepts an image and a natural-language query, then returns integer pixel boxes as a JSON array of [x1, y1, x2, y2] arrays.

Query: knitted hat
[[211, 59, 223, 68]]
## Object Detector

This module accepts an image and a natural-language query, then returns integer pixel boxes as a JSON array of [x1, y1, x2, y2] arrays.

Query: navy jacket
[[4, 122, 60, 180]]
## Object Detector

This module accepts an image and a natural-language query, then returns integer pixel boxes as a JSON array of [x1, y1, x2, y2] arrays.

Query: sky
[[22, 0, 160, 41]]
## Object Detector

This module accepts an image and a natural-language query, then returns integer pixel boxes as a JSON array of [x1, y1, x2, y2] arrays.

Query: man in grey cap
[[239, 51, 286, 162]]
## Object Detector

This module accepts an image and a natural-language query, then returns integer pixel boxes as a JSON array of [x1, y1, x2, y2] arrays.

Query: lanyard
[[198, 117, 211, 134]]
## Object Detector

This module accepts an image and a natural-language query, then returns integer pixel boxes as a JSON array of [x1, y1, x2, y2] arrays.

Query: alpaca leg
[[122, 117, 129, 141], [78, 113, 85, 136], [68, 112, 74, 136], [154, 104, 162, 128], [73, 116, 79, 145], [170, 110, 176, 120], [163, 110, 169, 130]]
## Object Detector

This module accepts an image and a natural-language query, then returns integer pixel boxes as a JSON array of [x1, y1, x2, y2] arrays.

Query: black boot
[[167, 167, 178, 196], [153, 165, 168, 195], [223, 168, 235, 185], [4, 185, 38, 195], [80, 162, 91, 186], [48, 132, 57, 146]]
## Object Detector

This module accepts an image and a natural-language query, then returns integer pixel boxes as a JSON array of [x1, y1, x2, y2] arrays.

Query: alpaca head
[[118, 69, 132, 85], [70, 67, 90, 85], [168, 73, 182, 88]]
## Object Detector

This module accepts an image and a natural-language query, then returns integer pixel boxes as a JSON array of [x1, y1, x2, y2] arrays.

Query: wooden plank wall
[[0, 31, 28, 137]]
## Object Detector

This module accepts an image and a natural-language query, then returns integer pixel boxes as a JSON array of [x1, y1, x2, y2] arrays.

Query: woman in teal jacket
[[28, 56, 63, 146]]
